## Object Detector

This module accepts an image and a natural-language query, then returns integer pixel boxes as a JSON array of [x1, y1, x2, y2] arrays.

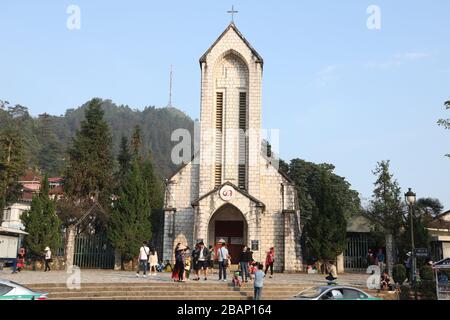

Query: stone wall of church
[[258, 156, 303, 272], [162, 161, 199, 262]]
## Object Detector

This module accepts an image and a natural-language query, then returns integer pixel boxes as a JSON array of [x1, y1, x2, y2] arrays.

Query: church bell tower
[[198, 22, 264, 199]]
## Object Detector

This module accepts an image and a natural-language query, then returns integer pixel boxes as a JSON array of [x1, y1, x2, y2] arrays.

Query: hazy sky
[[1, 1, 449, 208]]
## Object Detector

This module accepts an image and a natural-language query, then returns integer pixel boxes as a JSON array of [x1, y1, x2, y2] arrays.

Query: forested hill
[[1, 99, 195, 178]]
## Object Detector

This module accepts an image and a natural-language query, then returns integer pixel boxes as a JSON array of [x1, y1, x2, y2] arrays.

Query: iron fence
[[344, 233, 369, 273], [73, 233, 115, 269]]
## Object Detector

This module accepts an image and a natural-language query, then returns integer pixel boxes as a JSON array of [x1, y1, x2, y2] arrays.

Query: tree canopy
[[21, 176, 62, 258], [0, 102, 28, 210], [304, 171, 348, 262], [366, 160, 404, 235]]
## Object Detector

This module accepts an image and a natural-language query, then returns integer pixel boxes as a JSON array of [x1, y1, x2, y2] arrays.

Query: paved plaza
[[0, 269, 369, 286]]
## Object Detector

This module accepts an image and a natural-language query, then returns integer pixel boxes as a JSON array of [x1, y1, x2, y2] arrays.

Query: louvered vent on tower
[[215, 92, 223, 187]]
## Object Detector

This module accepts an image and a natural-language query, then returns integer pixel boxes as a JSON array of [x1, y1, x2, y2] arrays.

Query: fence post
[[337, 253, 345, 274], [114, 250, 122, 271], [65, 225, 76, 271]]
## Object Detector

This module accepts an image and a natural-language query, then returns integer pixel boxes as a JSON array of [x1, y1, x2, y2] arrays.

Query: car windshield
[[3, 281, 35, 294], [296, 286, 324, 298]]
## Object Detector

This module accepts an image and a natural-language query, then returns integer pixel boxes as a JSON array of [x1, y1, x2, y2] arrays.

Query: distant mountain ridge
[[13, 99, 195, 179]]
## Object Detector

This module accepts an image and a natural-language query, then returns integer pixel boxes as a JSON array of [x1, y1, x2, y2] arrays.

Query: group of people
[[11, 246, 52, 273], [168, 241, 273, 300], [136, 241, 159, 278], [171, 241, 216, 282]]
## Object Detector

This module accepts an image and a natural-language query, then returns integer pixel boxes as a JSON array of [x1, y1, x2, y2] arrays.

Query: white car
[[0, 279, 48, 300], [292, 285, 381, 300]]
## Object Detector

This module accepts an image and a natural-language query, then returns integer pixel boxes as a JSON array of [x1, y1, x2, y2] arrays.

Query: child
[[163, 260, 173, 272], [380, 271, 391, 290], [232, 270, 242, 287], [254, 263, 265, 300], [249, 261, 257, 281], [185, 257, 191, 280]]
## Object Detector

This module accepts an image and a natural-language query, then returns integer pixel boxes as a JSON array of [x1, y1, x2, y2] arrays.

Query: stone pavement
[[0, 269, 369, 286]]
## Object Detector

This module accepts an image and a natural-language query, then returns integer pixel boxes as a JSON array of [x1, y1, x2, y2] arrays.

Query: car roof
[[0, 279, 15, 285], [0, 279, 31, 290], [322, 285, 363, 290]]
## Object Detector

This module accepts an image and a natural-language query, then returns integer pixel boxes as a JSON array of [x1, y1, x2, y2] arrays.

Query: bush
[[393, 264, 407, 284], [419, 265, 434, 281], [418, 280, 437, 300]]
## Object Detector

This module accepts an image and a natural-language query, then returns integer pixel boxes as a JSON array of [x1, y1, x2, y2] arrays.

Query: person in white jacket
[[44, 247, 52, 272], [148, 248, 158, 276]]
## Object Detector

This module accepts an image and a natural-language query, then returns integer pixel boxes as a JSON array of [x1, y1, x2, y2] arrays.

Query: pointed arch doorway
[[207, 204, 248, 264]]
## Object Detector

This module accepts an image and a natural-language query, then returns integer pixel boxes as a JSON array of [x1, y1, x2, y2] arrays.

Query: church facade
[[162, 23, 303, 272]]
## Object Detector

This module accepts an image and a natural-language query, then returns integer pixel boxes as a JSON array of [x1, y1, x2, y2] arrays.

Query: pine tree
[[0, 124, 27, 210], [63, 98, 114, 229], [117, 136, 131, 180], [305, 171, 347, 264], [131, 125, 143, 161], [36, 113, 64, 176], [108, 159, 152, 265], [21, 175, 62, 259], [367, 161, 404, 242]]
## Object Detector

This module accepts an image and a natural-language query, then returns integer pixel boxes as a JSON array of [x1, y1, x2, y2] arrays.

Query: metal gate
[[74, 233, 115, 269], [344, 233, 369, 272]]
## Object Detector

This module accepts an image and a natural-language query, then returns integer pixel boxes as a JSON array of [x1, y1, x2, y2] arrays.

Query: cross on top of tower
[[227, 5, 238, 23]]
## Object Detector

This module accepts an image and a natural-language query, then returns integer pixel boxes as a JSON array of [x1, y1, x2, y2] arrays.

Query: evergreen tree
[[141, 152, 163, 210], [63, 98, 114, 230], [0, 106, 27, 210], [131, 125, 143, 161], [398, 198, 441, 260], [366, 160, 404, 261], [21, 175, 62, 259], [117, 136, 131, 180], [108, 159, 152, 265], [305, 171, 348, 264], [36, 113, 64, 176]]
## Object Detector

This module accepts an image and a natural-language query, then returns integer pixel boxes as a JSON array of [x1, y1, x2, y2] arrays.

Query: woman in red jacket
[[264, 247, 275, 278]]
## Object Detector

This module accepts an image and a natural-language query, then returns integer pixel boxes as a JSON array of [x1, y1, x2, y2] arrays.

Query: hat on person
[[44, 247, 50, 251]]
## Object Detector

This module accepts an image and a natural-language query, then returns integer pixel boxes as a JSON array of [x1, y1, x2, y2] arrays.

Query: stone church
[[162, 22, 303, 272]]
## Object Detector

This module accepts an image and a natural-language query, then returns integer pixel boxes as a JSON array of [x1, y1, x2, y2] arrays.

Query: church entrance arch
[[207, 204, 248, 264]]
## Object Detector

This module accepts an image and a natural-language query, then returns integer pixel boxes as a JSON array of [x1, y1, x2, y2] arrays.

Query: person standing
[[192, 243, 200, 280], [16, 247, 25, 272], [172, 243, 181, 281], [239, 246, 250, 283], [196, 242, 209, 281], [376, 248, 385, 272], [148, 247, 158, 276], [44, 247, 52, 272], [217, 242, 230, 282], [136, 241, 150, 278], [207, 245, 214, 276], [264, 247, 275, 278], [254, 263, 265, 300], [173, 244, 187, 282]]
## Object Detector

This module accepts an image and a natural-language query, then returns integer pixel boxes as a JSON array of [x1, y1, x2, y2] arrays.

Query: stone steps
[[27, 282, 309, 300], [26, 281, 395, 300]]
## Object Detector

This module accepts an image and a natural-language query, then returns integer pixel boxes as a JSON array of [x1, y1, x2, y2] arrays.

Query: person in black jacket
[[238, 246, 251, 283], [195, 242, 210, 281]]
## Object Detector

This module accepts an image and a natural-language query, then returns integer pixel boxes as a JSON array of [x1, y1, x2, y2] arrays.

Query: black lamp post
[[405, 188, 416, 284]]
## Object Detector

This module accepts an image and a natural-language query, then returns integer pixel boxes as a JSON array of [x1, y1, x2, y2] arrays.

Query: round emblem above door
[[219, 185, 234, 201]]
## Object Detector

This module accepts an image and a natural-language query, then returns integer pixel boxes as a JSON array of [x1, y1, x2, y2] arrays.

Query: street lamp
[[405, 188, 416, 284]]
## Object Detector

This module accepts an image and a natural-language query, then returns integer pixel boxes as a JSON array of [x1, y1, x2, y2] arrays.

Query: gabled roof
[[191, 181, 265, 208], [199, 22, 263, 66]]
